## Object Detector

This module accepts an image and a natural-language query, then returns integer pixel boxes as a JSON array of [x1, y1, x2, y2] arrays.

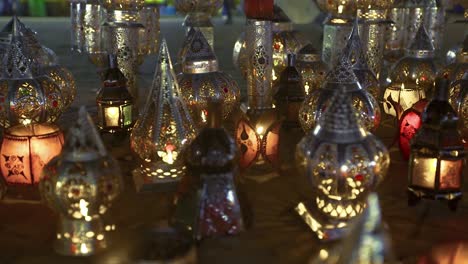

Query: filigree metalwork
[[296, 43, 329, 95]]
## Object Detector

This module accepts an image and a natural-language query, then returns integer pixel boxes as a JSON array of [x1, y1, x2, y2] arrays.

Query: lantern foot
[[448, 199, 460, 212], [407, 191, 421, 207]]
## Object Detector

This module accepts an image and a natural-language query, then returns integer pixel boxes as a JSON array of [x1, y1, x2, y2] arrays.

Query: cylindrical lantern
[[384, 0, 408, 62], [322, 17, 352, 67], [1, 124, 63, 186], [296, 84, 390, 241], [138, 5, 160, 59], [398, 99, 429, 160], [449, 72, 467, 146], [73, 0, 104, 55], [173, 100, 244, 240], [383, 24, 438, 117], [244, 0, 274, 19], [131, 39, 196, 192], [96, 55, 134, 133], [295, 43, 329, 96], [408, 78, 466, 211], [177, 30, 240, 126], [70, 0, 87, 53], [40, 107, 123, 256]]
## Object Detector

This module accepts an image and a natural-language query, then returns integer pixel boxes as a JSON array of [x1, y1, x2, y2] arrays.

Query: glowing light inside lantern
[[104, 107, 120, 127], [79, 199, 92, 222], [80, 243, 89, 254], [158, 144, 178, 165], [201, 110, 208, 123], [256, 126, 265, 138], [411, 158, 437, 189]]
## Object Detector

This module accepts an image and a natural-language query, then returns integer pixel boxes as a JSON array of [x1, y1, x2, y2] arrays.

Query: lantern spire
[[340, 18, 370, 71], [325, 54, 360, 85], [182, 29, 219, 74], [408, 24, 434, 53]]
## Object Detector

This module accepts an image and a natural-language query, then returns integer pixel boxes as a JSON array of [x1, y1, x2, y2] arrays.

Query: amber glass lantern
[[131, 39, 196, 192], [383, 24, 438, 117], [296, 82, 390, 241], [296, 43, 329, 96], [408, 78, 466, 211], [96, 55, 134, 133], [1, 124, 63, 186], [177, 30, 240, 126], [40, 107, 123, 256]]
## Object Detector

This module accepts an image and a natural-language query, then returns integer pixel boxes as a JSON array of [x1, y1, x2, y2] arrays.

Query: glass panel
[[411, 157, 437, 189], [439, 160, 463, 190], [104, 106, 120, 127], [123, 105, 133, 126]]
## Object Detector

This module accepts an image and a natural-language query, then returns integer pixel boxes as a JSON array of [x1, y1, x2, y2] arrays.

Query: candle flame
[[80, 243, 89, 254]]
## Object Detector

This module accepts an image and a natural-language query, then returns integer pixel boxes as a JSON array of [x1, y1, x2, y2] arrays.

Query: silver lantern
[[295, 43, 329, 96]]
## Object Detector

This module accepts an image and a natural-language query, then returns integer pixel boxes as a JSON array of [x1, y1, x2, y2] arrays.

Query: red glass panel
[[244, 0, 274, 19], [399, 111, 423, 160]]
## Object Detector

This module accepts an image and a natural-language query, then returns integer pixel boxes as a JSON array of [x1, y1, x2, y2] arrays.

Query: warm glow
[[104, 107, 120, 127], [79, 199, 92, 221], [319, 249, 329, 260], [80, 243, 89, 254], [440, 160, 463, 189], [22, 119, 32, 126], [157, 144, 178, 165], [338, 5, 344, 14], [256, 126, 265, 137], [412, 158, 437, 189], [201, 110, 208, 123]]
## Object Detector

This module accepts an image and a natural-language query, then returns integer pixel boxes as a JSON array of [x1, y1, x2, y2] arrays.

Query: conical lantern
[[172, 100, 244, 240], [177, 30, 240, 126], [295, 43, 329, 96], [299, 30, 381, 134], [295, 72, 389, 241], [40, 107, 123, 256], [131, 39, 196, 192], [309, 194, 394, 263], [383, 24, 438, 117]]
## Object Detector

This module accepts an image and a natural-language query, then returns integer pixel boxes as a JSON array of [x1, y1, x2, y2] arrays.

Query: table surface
[[0, 16, 467, 264]]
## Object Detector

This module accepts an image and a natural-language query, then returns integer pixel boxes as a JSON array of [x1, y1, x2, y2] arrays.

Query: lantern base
[[54, 218, 107, 256], [295, 201, 351, 241], [408, 187, 462, 210], [132, 161, 185, 193]]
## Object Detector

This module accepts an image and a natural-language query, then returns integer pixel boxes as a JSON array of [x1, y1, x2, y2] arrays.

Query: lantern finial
[[408, 24, 435, 52], [325, 54, 360, 85], [182, 29, 219, 74], [340, 18, 370, 72]]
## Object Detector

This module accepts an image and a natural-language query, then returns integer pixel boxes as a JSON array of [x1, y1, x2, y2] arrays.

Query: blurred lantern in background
[[449, 72, 467, 147], [177, 30, 240, 126], [295, 43, 329, 96], [244, 0, 274, 20], [315, 0, 357, 18], [96, 54, 134, 134], [1, 124, 63, 186], [173, 100, 244, 240], [408, 78, 465, 211], [383, 24, 438, 117], [384, 0, 408, 62], [296, 80, 390, 241], [131, 39, 196, 192], [40, 107, 123, 256], [398, 99, 429, 160], [321, 17, 352, 68]]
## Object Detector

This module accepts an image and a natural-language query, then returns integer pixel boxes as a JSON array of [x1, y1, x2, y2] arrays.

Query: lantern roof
[[272, 5, 291, 23], [341, 19, 372, 72], [297, 43, 321, 62], [324, 52, 361, 87], [182, 30, 219, 74], [407, 24, 435, 56]]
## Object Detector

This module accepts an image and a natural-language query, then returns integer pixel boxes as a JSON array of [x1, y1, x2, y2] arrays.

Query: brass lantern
[[296, 83, 390, 241], [177, 30, 240, 126], [295, 43, 329, 96], [101, 0, 145, 13], [408, 78, 466, 211], [383, 24, 438, 117], [138, 5, 160, 59], [40, 107, 123, 256], [131, 39, 196, 192], [315, 0, 357, 18], [96, 54, 134, 133], [449, 73, 467, 145]]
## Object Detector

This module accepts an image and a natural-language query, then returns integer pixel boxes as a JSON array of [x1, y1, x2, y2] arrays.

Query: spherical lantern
[[383, 24, 438, 117], [173, 100, 244, 240], [131, 39, 196, 192], [177, 30, 240, 126], [296, 85, 390, 241], [40, 107, 123, 256], [1, 123, 63, 186], [96, 55, 134, 134], [295, 43, 329, 96], [408, 78, 466, 211], [398, 99, 429, 160]]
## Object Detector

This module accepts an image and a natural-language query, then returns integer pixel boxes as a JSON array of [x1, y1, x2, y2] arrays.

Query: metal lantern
[[138, 5, 160, 59], [383, 24, 438, 117], [40, 107, 123, 256], [96, 55, 134, 133], [177, 30, 240, 126], [398, 99, 429, 160], [322, 17, 353, 67], [101, 0, 145, 12], [299, 31, 381, 134], [174, 0, 222, 48], [131, 39, 196, 192], [295, 83, 390, 241], [295, 43, 329, 96], [244, 0, 274, 19], [1, 124, 63, 186], [315, 0, 356, 18], [408, 78, 466, 211], [173, 100, 244, 240], [384, 0, 408, 62], [70, 0, 104, 55], [449, 73, 467, 144]]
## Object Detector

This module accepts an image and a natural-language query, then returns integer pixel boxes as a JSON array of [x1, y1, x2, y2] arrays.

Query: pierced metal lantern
[[383, 24, 438, 117], [384, 0, 408, 62], [322, 17, 352, 67], [408, 78, 466, 211], [101, 0, 145, 12], [1, 124, 63, 186], [296, 84, 390, 241], [175, 0, 222, 48], [300, 31, 381, 134], [398, 99, 429, 160], [315, 0, 356, 18], [40, 107, 123, 256], [449, 73, 467, 144], [177, 30, 240, 126], [138, 5, 160, 59], [96, 55, 134, 133], [70, 0, 104, 55], [173, 100, 244, 240], [131, 39, 196, 192], [295, 43, 329, 96]]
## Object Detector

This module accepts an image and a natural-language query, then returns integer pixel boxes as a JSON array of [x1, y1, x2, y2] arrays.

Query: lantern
[[408, 78, 466, 211], [70, 0, 87, 53], [295, 70, 390, 241], [138, 5, 160, 59], [295, 43, 329, 96], [174, 0, 222, 48], [449, 72, 467, 146], [315, 0, 357, 18], [383, 24, 438, 117], [40, 107, 123, 256], [299, 29, 381, 134], [384, 0, 408, 62], [307, 194, 394, 263], [418, 242, 468, 264], [69, 0, 104, 55], [322, 17, 353, 67], [177, 30, 240, 126], [131, 39, 196, 192], [244, 0, 274, 19], [398, 99, 429, 160], [101, 0, 145, 12], [1, 123, 63, 186], [96, 54, 134, 133], [441, 35, 467, 85], [173, 100, 244, 240]]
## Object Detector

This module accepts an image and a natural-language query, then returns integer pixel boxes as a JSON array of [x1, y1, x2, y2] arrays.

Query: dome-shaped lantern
[[295, 43, 329, 96]]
